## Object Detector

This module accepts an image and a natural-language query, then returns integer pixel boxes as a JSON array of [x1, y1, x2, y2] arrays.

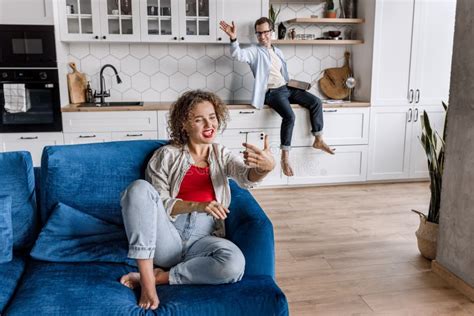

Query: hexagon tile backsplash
[[67, 3, 351, 102]]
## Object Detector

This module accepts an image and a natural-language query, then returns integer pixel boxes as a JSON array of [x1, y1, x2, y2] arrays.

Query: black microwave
[[0, 25, 57, 68]]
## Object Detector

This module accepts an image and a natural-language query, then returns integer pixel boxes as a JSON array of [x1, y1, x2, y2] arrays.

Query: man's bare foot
[[280, 150, 294, 177], [313, 137, 335, 155], [120, 268, 169, 289]]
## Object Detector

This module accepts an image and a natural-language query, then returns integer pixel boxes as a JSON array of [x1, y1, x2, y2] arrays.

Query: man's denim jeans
[[265, 85, 324, 150], [120, 179, 245, 285]]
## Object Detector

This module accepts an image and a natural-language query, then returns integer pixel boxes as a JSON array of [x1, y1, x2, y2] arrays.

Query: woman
[[119, 90, 275, 310]]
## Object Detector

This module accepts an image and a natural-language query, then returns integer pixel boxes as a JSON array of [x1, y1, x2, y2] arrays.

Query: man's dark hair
[[254, 17, 274, 31]]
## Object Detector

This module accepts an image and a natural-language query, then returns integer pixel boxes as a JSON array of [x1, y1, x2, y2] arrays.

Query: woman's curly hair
[[168, 90, 229, 146]]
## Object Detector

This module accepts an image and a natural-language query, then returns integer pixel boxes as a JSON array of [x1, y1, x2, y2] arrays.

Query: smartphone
[[242, 130, 265, 152]]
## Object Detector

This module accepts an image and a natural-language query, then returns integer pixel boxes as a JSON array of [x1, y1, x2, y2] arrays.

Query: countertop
[[61, 100, 370, 112]]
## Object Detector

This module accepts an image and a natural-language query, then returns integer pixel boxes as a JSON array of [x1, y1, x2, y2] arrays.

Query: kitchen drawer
[[293, 107, 369, 146], [62, 111, 158, 133], [288, 145, 368, 185], [227, 108, 281, 129], [1, 132, 64, 166], [111, 131, 158, 141], [63, 132, 111, 145]]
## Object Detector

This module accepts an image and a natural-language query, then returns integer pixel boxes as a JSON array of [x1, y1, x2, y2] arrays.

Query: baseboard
[[432, 260, 474, 302]]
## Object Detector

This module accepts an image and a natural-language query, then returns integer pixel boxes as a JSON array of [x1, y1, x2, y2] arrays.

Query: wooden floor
[[252, 182, 474, 315]]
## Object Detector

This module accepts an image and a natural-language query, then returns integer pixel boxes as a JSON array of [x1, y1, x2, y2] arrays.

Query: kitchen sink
[[79, 101, 144, 107]]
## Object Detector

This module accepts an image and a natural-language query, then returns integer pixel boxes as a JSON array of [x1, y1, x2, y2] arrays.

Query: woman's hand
[[243, 135, 275, 174], [199, 200, 229, 220], [219, 20, 237, 40]]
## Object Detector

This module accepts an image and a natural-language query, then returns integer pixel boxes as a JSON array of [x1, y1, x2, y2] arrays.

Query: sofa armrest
[[226, 180, 275, 279]]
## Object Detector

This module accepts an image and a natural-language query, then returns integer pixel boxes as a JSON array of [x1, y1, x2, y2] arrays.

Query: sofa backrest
[[39, 140, 167, 225], [0, 151, 38, 251]]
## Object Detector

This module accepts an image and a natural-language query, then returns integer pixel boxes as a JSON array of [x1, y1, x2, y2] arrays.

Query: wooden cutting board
[[319, 51, 352, 100], [67, 62, 87, 104]]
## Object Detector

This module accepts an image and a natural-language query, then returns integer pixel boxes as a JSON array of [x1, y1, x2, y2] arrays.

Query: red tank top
[[176, 165, 216, 202]]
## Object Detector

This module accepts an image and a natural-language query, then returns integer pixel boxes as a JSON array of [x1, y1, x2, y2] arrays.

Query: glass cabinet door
[[179, 0, 216, 42], [141, 0, 179, 41], [60, 0, 101, 40], [100, 0, 141, 40]]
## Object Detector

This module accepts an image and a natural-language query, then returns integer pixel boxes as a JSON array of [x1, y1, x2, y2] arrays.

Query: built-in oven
[[0, 69, 62, 132], [0, 25, 56, 68]]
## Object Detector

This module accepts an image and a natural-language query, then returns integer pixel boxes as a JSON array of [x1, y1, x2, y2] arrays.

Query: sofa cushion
[[0, 195, 13, 263], [0, 256, 27, 313], [30, 202, 133, 265], [40, 140, 167, 225], [0, 151, 38, 251], [5, 260, 288, 316]]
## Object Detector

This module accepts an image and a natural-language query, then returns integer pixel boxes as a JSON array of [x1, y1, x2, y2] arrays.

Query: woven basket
[[415, 213, 439, 260]]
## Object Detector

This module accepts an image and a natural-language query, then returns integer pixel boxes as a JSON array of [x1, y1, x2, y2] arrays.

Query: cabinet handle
[[102, 36, 107, 40], [323, 109, 338, 113], [238, 111, 255, 114], [20, 136, 38, 140], [95, 35, 99, 39], [173, 37, 178, 40], [180, 37, 185, 40], [239, 130, 262, 134], [126, 133, 143, 137], [415, 89, 420, 103], [408, 89, 414, 103], [414, 108, 419, 122], [408, 108, 413, 122], [218, 37, 222, 41], [79, 135, 96, 138]]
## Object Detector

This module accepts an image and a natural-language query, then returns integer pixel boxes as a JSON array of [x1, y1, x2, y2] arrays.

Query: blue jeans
[[120, 180, 245, 285], [265, 85, 324, 150]]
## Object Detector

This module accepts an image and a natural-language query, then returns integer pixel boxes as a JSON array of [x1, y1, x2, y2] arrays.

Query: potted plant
[[268, 4, 280, 39], [325, 0, 337, 18], [411, 102, 448, 260]]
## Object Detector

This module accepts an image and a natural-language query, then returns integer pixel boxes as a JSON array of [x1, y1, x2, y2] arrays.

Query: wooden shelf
[[273, 39, 364, 45], [286, 17, 365, 24]]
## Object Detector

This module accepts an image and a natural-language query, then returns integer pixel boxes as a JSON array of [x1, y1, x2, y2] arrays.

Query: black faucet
[[94, 64, 122, 104]]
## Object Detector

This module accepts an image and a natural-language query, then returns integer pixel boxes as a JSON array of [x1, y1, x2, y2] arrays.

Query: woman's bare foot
[[281, 150, 294, 177], [313, 136, 335, 155]]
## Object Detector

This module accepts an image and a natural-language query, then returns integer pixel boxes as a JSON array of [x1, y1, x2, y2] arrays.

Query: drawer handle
[[239, 130, 262, 134], [20, 136, 38, 140], [79, 135, 96, 138], [239, 111, 255, 114], [126, 133, 143, 137], [323, 109, 338, 113]]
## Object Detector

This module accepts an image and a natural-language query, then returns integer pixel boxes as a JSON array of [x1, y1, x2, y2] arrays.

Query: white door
[[408, 105, 446, 179], [367, 106, 413, 180], [371, 0, 415, 106], [99, 0, 141, 41], [58, 0, 102, 41], [1, 133, 64, 166], [140, 0, 179, 42], [178, 0, 216, 42], [410, 0, 456, 107]]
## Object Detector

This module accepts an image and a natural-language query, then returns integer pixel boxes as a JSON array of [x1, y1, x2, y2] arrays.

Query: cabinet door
[[58, 0, 102, 41], [408, 105, 446, 179], [0, 0, 53, 25], [288, 145, 368, 185], [111, 131, 158, 141], [140, 0, 179, 41], [367, 106, 412, 180], [63, 132, 112, 144], [178, 0, 216, 42], [1, 133, 64, 166], [216, 0, 264, 44], [371, 0, 415, 106], [410, 0, 456, 106], [99, 0, 141, 41]]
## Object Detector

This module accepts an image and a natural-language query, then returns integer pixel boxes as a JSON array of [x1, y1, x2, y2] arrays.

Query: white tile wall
[[67, 3, 352, 102]]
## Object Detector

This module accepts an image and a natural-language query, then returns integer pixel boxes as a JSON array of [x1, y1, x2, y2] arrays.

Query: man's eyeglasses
[[255, 30, 272, 36]]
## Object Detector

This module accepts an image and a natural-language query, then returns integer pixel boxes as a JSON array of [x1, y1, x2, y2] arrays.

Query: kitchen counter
[[61, 101, 370, 112]]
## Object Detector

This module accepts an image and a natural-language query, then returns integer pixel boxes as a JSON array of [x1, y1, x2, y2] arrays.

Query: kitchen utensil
[[328, 30, 341, 38], [67, 62, 87, 104], [319, 51, 352, 100], [345, 77, 356, 101]]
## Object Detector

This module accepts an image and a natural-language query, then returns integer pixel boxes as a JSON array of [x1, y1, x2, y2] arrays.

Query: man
[[219, 17, 334, 177]]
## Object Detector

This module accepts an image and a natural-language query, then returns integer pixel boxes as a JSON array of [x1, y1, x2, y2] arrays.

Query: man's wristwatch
[[230, 37, 237, 43]]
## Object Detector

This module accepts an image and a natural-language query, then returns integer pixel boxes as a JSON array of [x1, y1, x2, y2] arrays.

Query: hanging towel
[[3, 84, 31, 113]]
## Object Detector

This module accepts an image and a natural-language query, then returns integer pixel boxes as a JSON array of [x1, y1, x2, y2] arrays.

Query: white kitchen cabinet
[[293, 107, 369, 147], [288, 145, 368, 185], [58, 0, 141, 42], [371, 0, 455, 107], [139, 0, 179, 41], [0, 132, 64, 166], [367, 105, 445, 180], [0, 0, 53, 25]]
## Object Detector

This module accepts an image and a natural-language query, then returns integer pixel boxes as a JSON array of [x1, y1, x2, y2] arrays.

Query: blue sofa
[[0, 141, 288, 316]]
